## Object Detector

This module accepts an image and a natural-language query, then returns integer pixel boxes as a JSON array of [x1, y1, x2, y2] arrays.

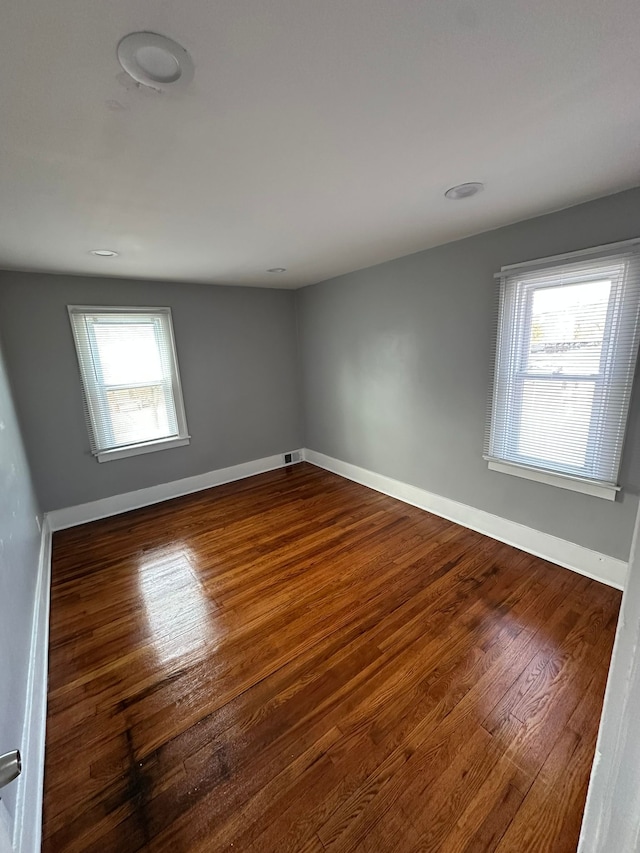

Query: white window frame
[[485, 239, 640, 501], [68, 306, 190, 463]]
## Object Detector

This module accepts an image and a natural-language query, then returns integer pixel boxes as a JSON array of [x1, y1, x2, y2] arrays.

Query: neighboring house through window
[[485, 240, 640, 500], [68, 306, 190, 462]]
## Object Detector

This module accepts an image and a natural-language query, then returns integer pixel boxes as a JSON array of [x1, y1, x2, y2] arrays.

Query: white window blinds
[[68, 307, 189, 461], [485, 241, 640, 499]]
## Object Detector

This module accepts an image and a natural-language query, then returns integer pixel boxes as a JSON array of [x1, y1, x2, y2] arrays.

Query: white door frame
[[578, 502, 640, 851]]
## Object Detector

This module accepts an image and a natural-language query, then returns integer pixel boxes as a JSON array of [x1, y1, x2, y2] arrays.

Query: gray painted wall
[[297, 188, 640, 562], [0, 273, 301, 511], [0, 335, 41, 821]]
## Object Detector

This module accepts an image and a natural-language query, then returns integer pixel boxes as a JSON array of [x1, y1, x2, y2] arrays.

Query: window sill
[[96, 435, 191, 463], [485, 458, 619, 501]]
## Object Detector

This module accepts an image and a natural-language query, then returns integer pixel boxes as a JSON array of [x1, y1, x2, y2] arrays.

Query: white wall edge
[[13, 517, 52, 853], [46, 451, 304, 531], [302, 448, 627, 591]]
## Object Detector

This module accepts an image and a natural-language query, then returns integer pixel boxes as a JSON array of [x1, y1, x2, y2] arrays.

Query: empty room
[[1, 2, 640, 852]]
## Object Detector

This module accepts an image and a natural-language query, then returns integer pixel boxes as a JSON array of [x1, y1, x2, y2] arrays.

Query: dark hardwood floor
[[43, 463, 621, 852]]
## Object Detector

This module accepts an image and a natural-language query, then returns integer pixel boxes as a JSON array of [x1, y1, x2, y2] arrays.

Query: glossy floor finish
[[43, 463, 621, 853]]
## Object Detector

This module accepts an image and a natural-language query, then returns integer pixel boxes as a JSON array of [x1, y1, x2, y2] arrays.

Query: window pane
[[93, 322, 164, 385], [105, 385, 175, 446], [517, 379, 595, 469], [526, 280, 611, 376]]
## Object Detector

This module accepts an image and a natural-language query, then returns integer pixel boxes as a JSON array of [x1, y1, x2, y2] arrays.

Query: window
[[68, 306, 190, 462], [485, 241, 640, 500]]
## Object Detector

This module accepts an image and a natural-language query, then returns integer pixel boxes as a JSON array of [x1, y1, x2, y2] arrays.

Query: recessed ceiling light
[[444, 182, 484, 200], [90, 249, 119, 257], [117, 32, 194, 91], [267, 268, 287, 273]]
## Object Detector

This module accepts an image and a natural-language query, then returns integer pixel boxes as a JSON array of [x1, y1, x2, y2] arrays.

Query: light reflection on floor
[[137, 543, 218, 666], [474, 603, 567, 775]]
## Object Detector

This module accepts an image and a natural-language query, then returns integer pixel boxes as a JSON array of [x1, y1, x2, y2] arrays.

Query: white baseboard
[[302, 449, 627, 590], [46, 452, 303, 531], [13, 518, 52, 853], [44, 446, 627, 586]]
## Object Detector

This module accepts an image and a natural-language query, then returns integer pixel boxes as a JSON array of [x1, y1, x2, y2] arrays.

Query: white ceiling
[[1, 0, 639, 289]]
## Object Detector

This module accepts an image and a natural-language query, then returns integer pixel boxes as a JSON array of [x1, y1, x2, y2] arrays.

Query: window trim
[[485, 458, 619, 500], [495, 237, 640, 275], [486, 238, 640, 499], [95, 435, 191, 463], [68, 305, 190, 462]]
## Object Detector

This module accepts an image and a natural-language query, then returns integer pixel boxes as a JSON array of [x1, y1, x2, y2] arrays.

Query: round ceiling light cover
[[90, 249, 119, 257], [117, 32, 194, 91], [444, 182, 484, 200]]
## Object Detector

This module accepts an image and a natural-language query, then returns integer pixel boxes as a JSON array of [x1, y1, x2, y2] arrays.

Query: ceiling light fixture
[[117, 32, 194, 91], [267, 268, 287, 273], [444, 182, 484, 200], [90, 249, 119, 257]]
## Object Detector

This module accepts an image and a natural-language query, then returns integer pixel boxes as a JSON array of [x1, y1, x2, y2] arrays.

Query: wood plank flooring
[[43, 463, 621, 852]]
